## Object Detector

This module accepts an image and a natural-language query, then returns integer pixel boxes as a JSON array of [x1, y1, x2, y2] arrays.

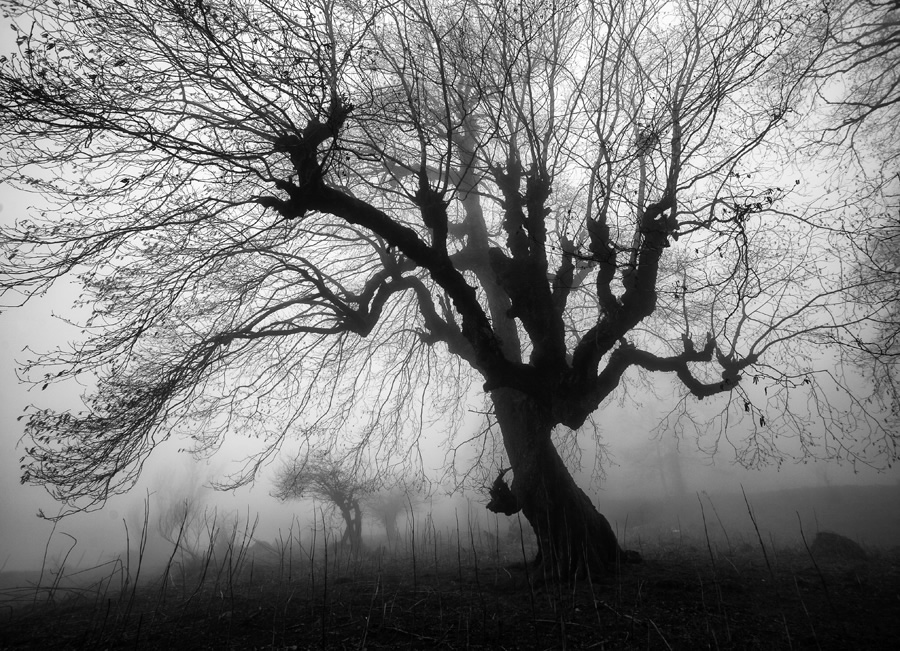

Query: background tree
[[847, 199, 900, 418], [364, 489, 413, 548], [802, 0, 900, 412], [272, 449, 373, 551], [809, 0, 898, 175], [156, 495, 220, 567], [155, 464, 235, 567], [1, 0, 895, 576]]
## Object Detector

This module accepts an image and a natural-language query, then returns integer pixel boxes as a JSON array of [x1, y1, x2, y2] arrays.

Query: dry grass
[[1, 506, 897, 650]]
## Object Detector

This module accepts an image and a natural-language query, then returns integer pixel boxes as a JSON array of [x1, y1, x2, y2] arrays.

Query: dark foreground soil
[[1, 537, 898, 650]]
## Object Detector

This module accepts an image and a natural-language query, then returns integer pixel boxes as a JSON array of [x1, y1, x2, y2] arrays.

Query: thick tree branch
[[309, 185, 536, 392]]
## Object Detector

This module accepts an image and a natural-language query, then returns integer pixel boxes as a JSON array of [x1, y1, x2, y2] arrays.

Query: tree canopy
[[1, 0, 897, 571]]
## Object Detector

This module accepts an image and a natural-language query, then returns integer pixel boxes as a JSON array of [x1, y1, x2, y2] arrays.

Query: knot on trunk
[[486, 467, 520, 516]]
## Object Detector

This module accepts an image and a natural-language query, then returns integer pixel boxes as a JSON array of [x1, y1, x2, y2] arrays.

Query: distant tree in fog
[[156, 496, 211, 567], [848, 205, 900, 416], [2, 0, 897, 576], [155, 467, 235, 567], [272, 449, 373, 551], [803, 0, 900, 418], [364, 489, 411, 547], [808, 0, 898, 173]]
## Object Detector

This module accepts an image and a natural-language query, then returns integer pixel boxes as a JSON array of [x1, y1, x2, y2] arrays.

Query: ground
[[1, 528, 897, 650]]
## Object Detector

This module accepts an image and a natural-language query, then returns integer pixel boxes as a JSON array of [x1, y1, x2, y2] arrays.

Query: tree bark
[[338, 500, 363, 551], [382, 513, 399, 546], [489, 388, 637, 577]]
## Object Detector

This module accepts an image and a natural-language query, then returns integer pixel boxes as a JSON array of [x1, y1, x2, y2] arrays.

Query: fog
[[2, 248, 898, 577], [0, 26, 897, 594]]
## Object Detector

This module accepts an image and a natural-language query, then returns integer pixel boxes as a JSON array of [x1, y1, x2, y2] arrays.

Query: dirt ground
[[1, 534, 897, 650]]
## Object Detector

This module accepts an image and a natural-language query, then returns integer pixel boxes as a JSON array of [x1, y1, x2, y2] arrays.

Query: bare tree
[[272, 450, 372, 551], [1, 0, 895, 575], [155, 466, 233, 567], [157, 496, 214, 567], [803, 0, 900, 411], [810, 0, 899, 171], [365, 488, 418, 547], [845, 196, 900, 414]]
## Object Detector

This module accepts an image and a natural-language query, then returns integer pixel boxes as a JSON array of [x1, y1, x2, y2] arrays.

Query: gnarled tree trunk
[[338, 500, 363, 551], [488, 388, 636, 577]]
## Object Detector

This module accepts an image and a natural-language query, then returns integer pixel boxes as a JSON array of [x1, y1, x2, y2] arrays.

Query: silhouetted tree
[[272, 450, 372, 551], [2, 0, 896, 575], [810, 0, 898, 171], [155, 466, 235, 567], [803, 0, 900, 414], [364, 489, 411, 547]]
